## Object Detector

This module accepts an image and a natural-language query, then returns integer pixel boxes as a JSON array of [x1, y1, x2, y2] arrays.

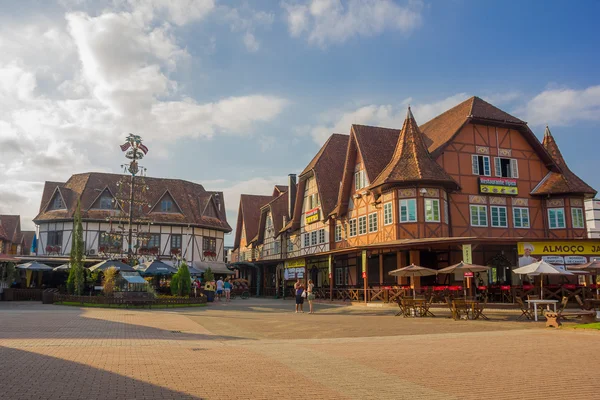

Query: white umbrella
[[389, 264, 437, 299], [53, 263, 71, 271], [513, 260, 573, 299], [17, 261, 53, 271]]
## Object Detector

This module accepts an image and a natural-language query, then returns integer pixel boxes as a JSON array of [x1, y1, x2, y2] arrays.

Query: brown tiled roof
[[420, 96, 524, 156], [370, 108, 459, 190], [34, 172, 231, 231], [257, 190, 291, 244], [21, 231, 35, 253], [351, 125, 400, 183], [233, 194, 273, 249], [531, 127, 596, 197], [0, 223, 8, 241], [303, 134, 349, 218], [273, 185, 288, 196], [280, 179, 306, 234], [0, 215, 21, 243]]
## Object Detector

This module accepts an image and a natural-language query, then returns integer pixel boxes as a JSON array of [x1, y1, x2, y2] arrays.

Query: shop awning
[[193, 261, 235, 275]]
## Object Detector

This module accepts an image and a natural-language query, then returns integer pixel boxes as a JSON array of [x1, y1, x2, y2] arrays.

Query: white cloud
[[0, 2, 287, 228], [282, 0, 423, 47], [517, 85, 600, 126], [243, 32, 260, 52], [220, 5, 274, 52], [305, 93, 470, 145]]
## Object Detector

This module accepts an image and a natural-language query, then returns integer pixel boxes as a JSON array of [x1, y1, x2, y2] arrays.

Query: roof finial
[[544, 125, 552, 138], [406, 105, 414, 120]]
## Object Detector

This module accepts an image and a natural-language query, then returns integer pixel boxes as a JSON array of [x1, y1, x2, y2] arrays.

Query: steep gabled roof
[[370, 107, 459, 191], [34, 172, 231, 231], [0, 215, 21, 243], [351, 125, 400, 183], [21, 231, 35, 252], [257, 189, 290, 244], [300, 134, 349, 218], [233, 194, 273, 249], [531, 127, 596, 197], [273, 185, 288, 197], [0, 222, 9, 241]]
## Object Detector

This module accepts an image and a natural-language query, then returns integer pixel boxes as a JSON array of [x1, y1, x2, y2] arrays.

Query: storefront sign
[[464, 272, 474, 278], [284, 269, 295, 280], [462, 244, 472, 264], [296, 268, 304, 278], [542, 256, 565, 265], [305, 207, 320, 224], [518, 241, 600, 256], [564, 256, 587, 265], [479, 177, 518, 195], [285, 259, 305, 269]]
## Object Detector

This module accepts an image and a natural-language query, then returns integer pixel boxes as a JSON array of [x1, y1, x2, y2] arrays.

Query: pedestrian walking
[[306, 279, 315, 314], [294, 279, 305, 313], [224, 278, 232, 301], [216, 277, 224, 301]]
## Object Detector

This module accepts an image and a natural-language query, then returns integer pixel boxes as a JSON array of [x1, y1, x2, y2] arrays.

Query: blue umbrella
[[30, 233, 37, 254]]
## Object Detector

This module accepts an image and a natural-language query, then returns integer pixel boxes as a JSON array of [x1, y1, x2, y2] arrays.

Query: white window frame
[[470, 205, 488, 227], [548, 208, 566, 229], [358, 216, 367, 235], [424, 199, 440, 223], [571, 208, 585, 229], [472, 155, 491, 176], [310, 231, 317, 246], [303, 233, 310, 247], [354, 169, 368, 191], [513, 207, 530, 229], [368, 212, 378, 232], [383, 202, 393, 225], [349, 219, 357, 237], [490, 206, 508, 228], [494, 157, 519, 178], [399, 199, 417, 223], [335, 225, 342, 242], [318, 228, 326, 244]]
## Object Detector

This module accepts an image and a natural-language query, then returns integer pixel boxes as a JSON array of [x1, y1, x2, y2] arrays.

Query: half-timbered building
[[33, 172, 232, 271]]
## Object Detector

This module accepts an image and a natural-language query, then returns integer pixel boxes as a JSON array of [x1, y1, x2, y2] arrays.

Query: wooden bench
[[544, 310, 596, 328]]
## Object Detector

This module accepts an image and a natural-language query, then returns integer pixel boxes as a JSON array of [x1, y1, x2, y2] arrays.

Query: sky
[[0, 0, 599, 246]]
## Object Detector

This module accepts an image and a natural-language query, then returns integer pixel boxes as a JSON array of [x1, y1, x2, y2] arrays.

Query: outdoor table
[[451, 300, 487, 320], [400, 298, 434, 317], [527, 299, 558, 322]]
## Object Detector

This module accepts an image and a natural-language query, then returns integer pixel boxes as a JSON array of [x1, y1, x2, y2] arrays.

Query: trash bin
[[42, 289, 56, 304], [205, 290, 215, 302]]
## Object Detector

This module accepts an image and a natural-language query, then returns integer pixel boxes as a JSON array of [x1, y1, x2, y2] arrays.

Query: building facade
[[585, 199, 600, 239], [33, 173, 231, 270], [231, 96, 599, 300], [0, 215, 34, 256]]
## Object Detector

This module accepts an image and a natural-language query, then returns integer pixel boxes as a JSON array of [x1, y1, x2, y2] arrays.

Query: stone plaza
[[0, 299, 598, 400]]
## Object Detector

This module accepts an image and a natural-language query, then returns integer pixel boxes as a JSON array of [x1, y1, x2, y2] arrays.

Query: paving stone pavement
[[0, 299, 599, 400]]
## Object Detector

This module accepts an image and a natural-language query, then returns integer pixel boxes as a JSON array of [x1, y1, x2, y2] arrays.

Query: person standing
[[294, 279, 305, 313], [216, 277, 224, 301], [223, 278, 232, 302], [306, 279, 315, 314]]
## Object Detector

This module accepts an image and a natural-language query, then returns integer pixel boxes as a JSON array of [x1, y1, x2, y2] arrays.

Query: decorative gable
[[150, 190, 183, 214], [202, 195, 220, 218], [46, 187, 67, 211], [89, 187, 119, 210]]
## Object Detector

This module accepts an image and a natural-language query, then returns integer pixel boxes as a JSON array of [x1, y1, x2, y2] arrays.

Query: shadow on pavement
[[0, 346, 200, 400]]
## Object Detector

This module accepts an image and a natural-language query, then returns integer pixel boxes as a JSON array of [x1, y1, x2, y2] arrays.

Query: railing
[[2, 288, 44, 301], [53, 293, 207, 306]]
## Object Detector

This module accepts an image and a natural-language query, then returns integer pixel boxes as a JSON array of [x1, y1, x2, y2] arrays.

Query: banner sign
[[479, 177, 518, 195], [285, 259, 305, 269], [518, 241, 600, 256], [464, 272, 474, 278], [361, 251, 367, 274], [284, 268, 304, 280], [462, 244, 472, 264], [328, 255, 332, 276], [542, 256, 565, 265], [305, 207, 320, 224]]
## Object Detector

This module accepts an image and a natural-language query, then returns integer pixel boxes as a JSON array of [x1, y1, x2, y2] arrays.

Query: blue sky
[[0, 0, 598, 245]]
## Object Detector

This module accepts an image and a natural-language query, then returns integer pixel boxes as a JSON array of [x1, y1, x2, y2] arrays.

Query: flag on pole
[[139, 143, 149, 154], [120, 142, 131, 152]]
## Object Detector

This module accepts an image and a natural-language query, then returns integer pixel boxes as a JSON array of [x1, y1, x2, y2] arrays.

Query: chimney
[[288, 174, 297, 220]]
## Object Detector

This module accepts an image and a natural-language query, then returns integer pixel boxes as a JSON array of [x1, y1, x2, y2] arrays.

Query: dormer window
[[355, 169, 368, 191], [161, 198, 173, 212], [49, 194, 65, 210], [99, 196, 113, 209]]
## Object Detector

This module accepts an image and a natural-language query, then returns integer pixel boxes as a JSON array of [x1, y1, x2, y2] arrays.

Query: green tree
[[67, 200, 86, 295], [103, 267, 118, 296], [203, 267, 214, 284], [170, 261, 192, 296]]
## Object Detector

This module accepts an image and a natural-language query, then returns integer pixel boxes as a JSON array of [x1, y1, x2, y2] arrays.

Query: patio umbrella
[[437, 262, 491, 298], [16, 261, 53, 271], [388, 264, 437, 299], [513, 260, 573, 299], [88, 259, 135, 272], [53, 263, 71, 271], [137, 260, 177, 276]]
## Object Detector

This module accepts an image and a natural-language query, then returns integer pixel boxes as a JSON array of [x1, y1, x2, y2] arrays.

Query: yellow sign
[[285, 259, 305, 269], [462, 244, 472, 264], [305, 207, 320, 224], [479, 177, 518, 195], [361, 250, 367, 273], [518, 241, 600, 256], [328, 255, 332, 275]]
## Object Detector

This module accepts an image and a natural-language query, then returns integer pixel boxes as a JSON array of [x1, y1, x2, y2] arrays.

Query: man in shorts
[[216, 277, 224, 300]]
